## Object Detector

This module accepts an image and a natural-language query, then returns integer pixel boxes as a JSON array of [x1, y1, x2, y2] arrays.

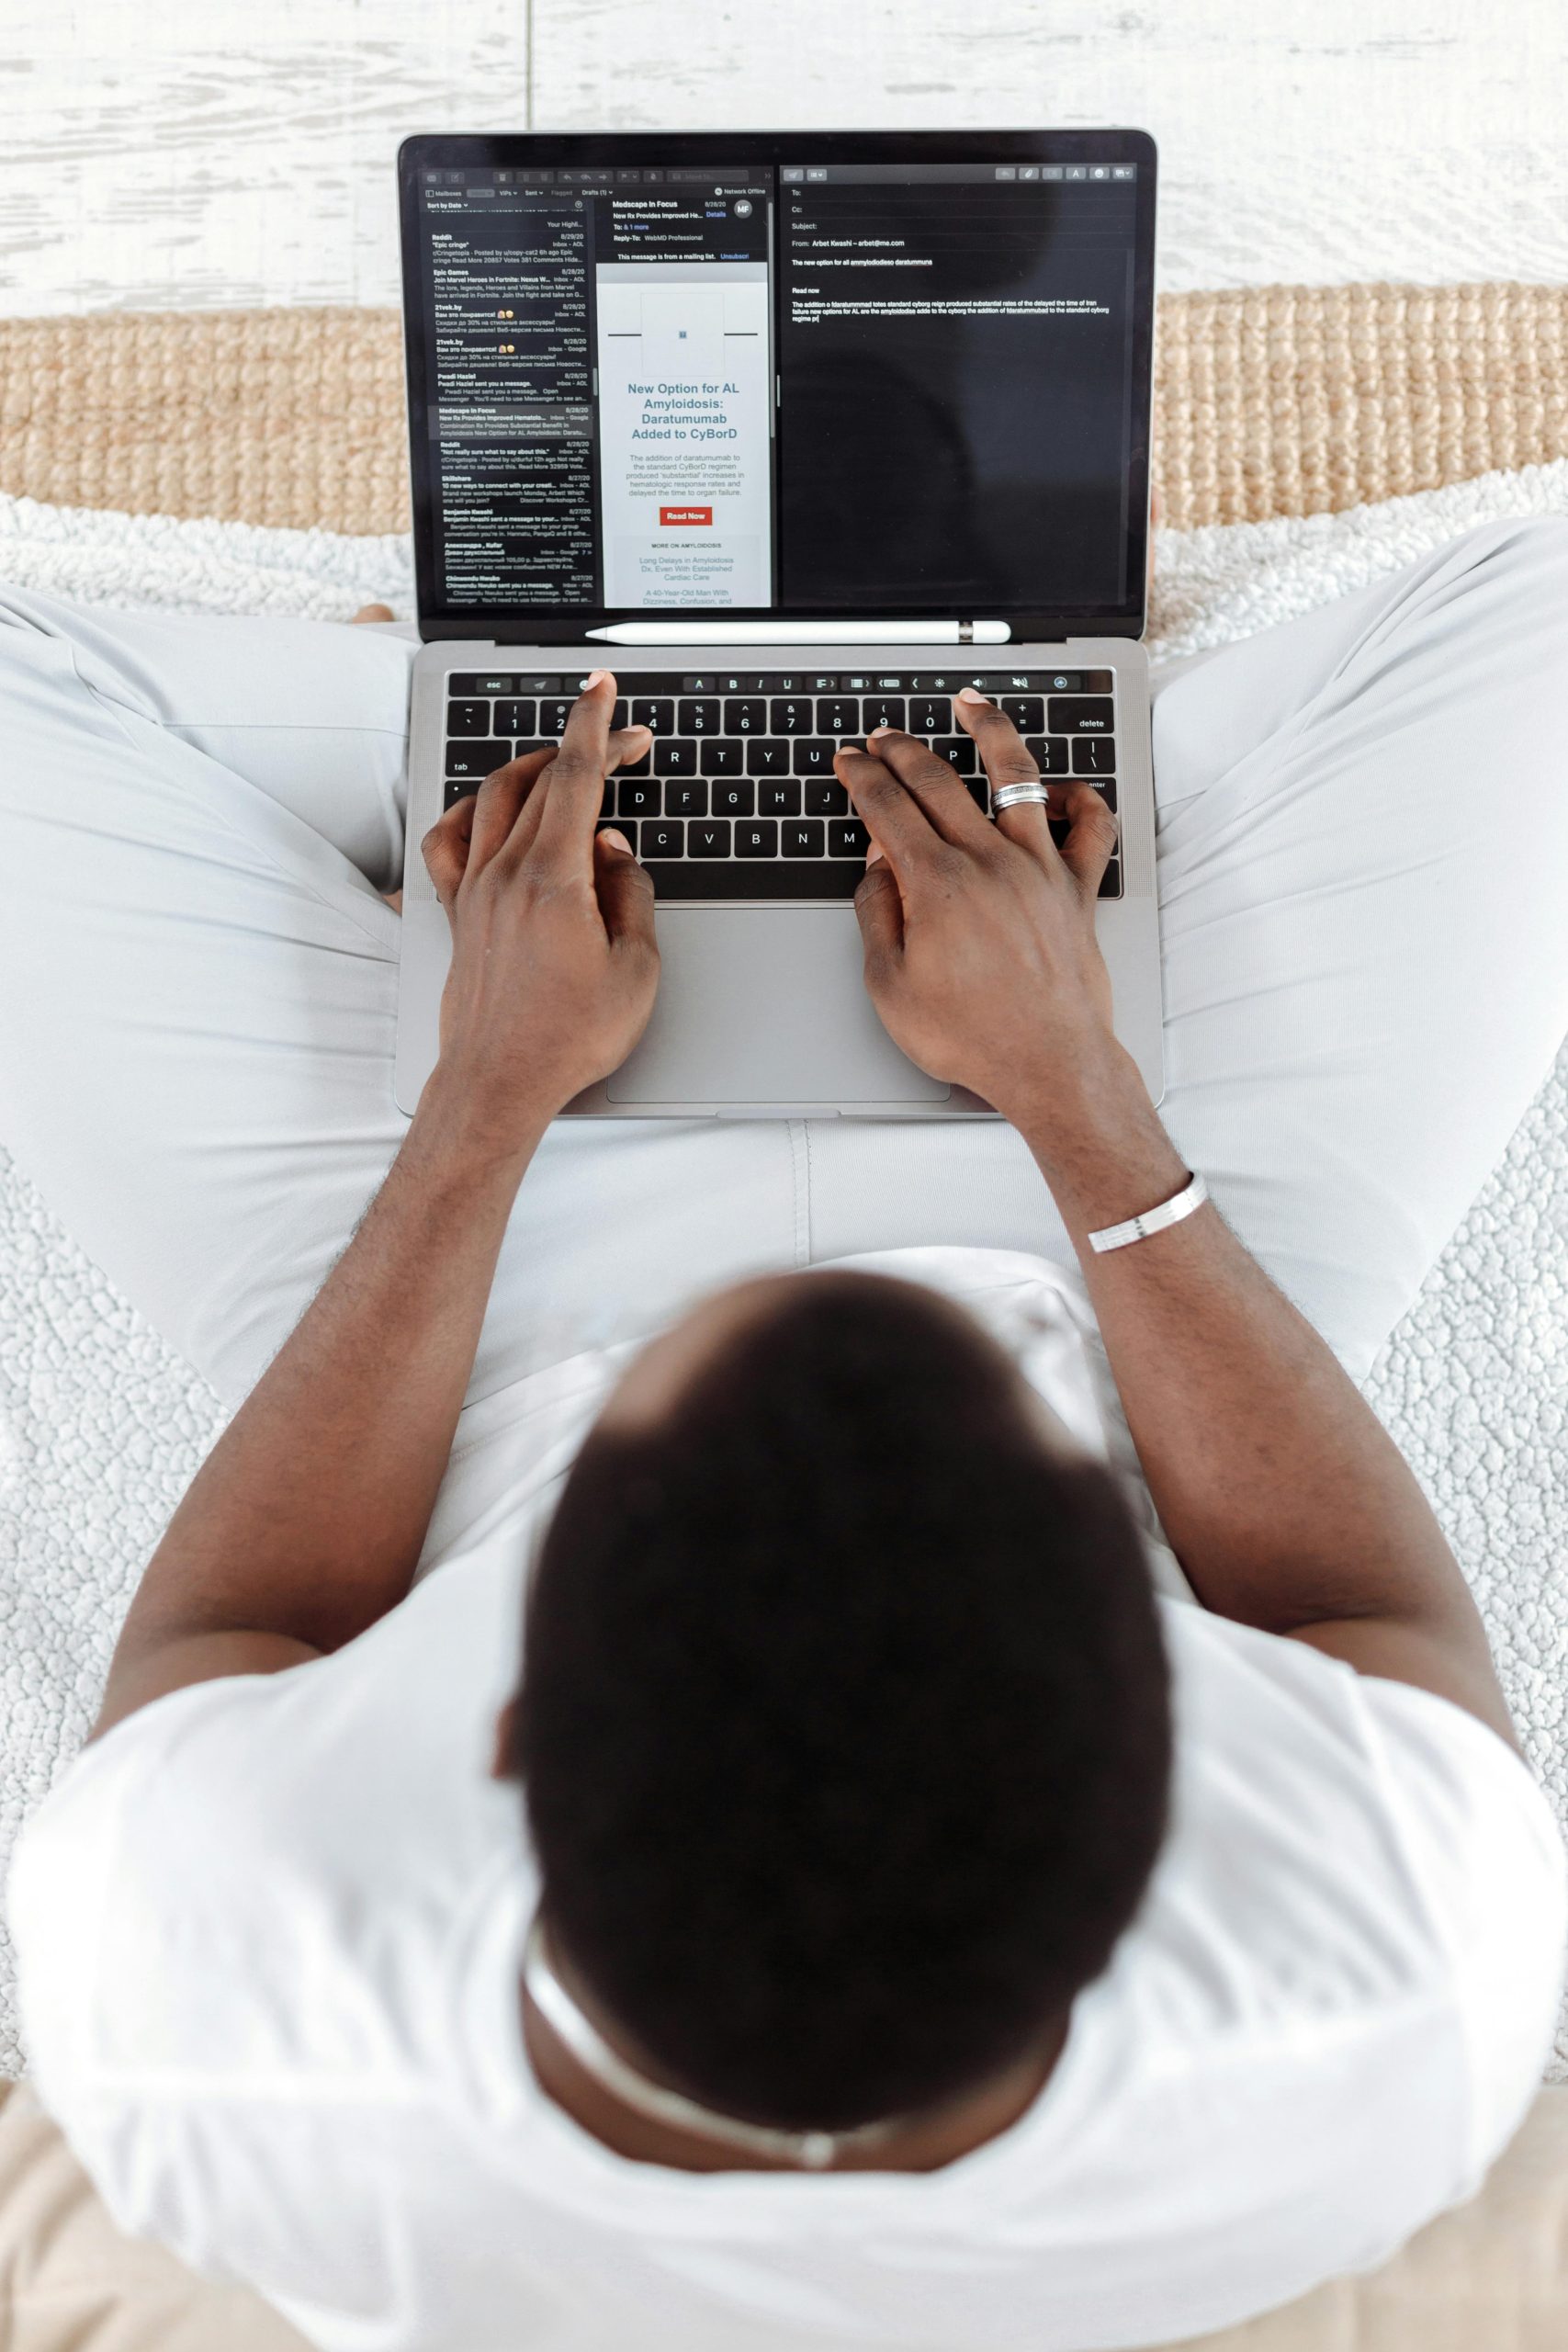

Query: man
[[5, 519, 1567, 2352]]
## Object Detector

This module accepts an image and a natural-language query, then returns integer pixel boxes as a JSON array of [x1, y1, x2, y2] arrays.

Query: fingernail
[[867, 724, 892, 741], [584, 668, 609, 689], [865, 842, 884, 865], [597, 826, 631, 853], [956, 686, 990, 706]]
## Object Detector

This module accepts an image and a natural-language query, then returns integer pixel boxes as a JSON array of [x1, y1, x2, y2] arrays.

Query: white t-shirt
[[9, 1249, 1565, 2352]]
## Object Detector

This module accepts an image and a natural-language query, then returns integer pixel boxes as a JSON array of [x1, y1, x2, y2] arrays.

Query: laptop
[[394, 129, 1162, 1117]]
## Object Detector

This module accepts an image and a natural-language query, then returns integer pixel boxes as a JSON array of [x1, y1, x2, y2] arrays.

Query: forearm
[[1013, 1045, 1484, 1645], [108, 1070, 541, 1668]]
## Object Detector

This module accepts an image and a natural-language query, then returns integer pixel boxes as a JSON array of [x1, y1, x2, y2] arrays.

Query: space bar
[[642, 860, 864, 902]]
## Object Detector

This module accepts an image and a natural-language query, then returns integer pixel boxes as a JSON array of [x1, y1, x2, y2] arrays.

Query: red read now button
[[659, 504, 713, 526]]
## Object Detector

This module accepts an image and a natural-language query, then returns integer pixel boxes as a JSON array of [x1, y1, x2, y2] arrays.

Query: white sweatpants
[[1, 520, 1566, 1439]]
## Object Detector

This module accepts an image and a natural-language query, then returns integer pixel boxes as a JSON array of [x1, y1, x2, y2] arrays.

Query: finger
[[953, 689, 1064, 867], [863, 727, 991, 844], [421, 796, 471, 913], [834, 744, 942, 870], [852, 849, 904, 981], [421, 745, 556, 907], [529, 670, 621, 870], [592, 827, 660, 953], [1051, 781, 1121, 899], [509, 724, 652, 860], [469, 744, 557, 868]]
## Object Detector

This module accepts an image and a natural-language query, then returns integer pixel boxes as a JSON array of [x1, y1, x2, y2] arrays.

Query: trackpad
[[607, 906, 950, 1107]]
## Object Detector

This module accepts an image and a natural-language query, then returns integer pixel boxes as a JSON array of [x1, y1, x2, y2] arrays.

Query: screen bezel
[[399, 128, 1157, 642]]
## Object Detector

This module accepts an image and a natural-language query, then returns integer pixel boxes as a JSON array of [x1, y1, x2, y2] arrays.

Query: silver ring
[[990, 781, 1051, 812]]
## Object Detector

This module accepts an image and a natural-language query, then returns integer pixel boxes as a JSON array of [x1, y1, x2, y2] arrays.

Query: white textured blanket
[[2, 470, 1566, 2078]]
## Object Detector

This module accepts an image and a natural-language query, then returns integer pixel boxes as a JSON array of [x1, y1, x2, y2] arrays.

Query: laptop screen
[[400, 132, 1156, 639]]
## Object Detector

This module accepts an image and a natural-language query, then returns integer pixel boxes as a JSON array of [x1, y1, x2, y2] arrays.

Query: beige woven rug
[[2, 283, 1565, 537]]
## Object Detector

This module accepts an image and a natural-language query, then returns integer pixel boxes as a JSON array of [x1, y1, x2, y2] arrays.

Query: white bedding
[[2, 468, 1565, 2076]]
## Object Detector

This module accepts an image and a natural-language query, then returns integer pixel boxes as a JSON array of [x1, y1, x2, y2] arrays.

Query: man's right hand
[[840, 690, 1123, 1119]]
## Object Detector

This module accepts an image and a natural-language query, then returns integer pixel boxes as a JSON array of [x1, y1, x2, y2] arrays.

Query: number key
[[679, 697, 721, 734], [862, 695, 907, 734], [909, 696, 951, 737], [539, 699, 574, 735], [724, 697, 767, 733], [630, 696, 675, 735], [770, 697, 813, 735], [494, 699, 537, 736], [817, 696, 859, 736]]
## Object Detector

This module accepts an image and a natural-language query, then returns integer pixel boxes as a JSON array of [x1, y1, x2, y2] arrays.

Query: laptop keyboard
[[442, 667, 1122, 900]]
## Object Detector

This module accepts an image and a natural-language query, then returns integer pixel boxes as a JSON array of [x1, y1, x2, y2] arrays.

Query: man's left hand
[[421, 672, 659, 1147]]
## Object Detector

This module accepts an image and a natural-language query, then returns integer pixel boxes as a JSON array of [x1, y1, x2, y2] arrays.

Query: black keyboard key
[[712, 781, 755, 818], [449, 672, 517, 697], [599, 781, 615, 819], [999, 695, 1044, 733], [611, 697, 630, 730], [784, 818, 826, 857], [1048, 695, 1114, 735], [539, 699, 575, 735], [818, 696, 859, 736], [725, 697, 767, 734], [829, 819, 872, 858], [770, 697, 814, 736], [793, 738, 837, 776], [494, 699, 537, 737], [446, 699, 490, 737], [758, 780, 802, 817], [618, 779, 661, 819], [1025, 737, 1070, 776], [445, 740, 512, 778], [689, 820, 732, 858], [737, 820, 779, 858], [1098, 860, 1122, 899], [630, 696, 676, 735], [909, 696, 952, 737], [658, 738, 699, 778], [598, 818, 637, 853], [862, 695, 907, 734], [642, 860, 864, 902], [618, 742, 652, 778], [664, 779, 707, 817], [700, 740, 744, 777], [1074, 735, 1117, 775], [679, 697, 721, 734], [805, 779, 850, 816], [641, 820, 682, 858], [931, 736, 976, 775], [746, 739, 791, 776], [444, 778, 479, 809], [967, 780, 990, 811]]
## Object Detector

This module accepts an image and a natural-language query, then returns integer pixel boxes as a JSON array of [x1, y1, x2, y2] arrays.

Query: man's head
[[507, 1272, 1170, 2138]]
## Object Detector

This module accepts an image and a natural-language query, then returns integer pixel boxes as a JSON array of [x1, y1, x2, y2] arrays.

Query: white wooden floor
[[1, 0, 1565, 312]]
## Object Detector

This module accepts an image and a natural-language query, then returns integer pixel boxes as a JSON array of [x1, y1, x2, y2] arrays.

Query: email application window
[[413, 159, 1139, 616]]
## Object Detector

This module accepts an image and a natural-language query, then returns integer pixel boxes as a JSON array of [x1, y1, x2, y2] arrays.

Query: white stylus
[[585, 619, 1012, 645]]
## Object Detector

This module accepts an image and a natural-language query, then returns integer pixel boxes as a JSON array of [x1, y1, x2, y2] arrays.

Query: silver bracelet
[[1088, 1171, 1209, 1254]]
